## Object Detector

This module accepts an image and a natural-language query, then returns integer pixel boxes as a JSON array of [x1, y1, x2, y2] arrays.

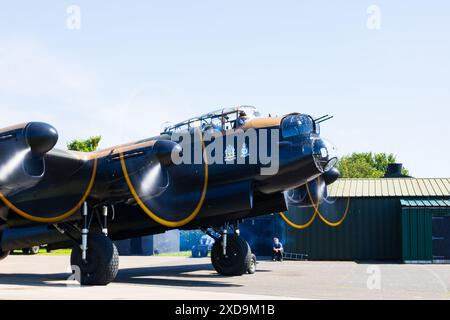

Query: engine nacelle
[[0, 122, 58, 196]]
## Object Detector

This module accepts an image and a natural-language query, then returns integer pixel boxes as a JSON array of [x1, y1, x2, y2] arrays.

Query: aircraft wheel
[[70, 234, 119, 286], [0, 249, 9, 261], [247, 254, 257, 274], [30, 246, 40, 255], [22, 248, 31, 254], [211, 235, 251, 276]]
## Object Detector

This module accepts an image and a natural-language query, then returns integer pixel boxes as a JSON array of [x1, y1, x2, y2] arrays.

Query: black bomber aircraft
[[0, 106, 339, 285]]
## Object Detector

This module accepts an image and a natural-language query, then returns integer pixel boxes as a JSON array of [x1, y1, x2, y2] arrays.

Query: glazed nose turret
[[312, 137, 338, 173]]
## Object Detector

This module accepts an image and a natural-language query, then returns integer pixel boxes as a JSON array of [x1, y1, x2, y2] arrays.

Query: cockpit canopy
[[161, 106, 261, 134], [281, 114, 319, 138]]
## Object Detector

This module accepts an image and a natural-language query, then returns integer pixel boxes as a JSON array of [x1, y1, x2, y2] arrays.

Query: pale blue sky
[[0, 1, 449, 177]]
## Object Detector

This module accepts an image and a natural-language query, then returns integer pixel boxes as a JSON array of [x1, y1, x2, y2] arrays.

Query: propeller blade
[[121, 137, 207, 227], [284, 177, 328, 208], [138, 160, 169, 200]]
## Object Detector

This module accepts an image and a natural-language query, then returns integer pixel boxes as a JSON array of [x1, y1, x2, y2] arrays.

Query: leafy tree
[[67, 136, 102, 152], [337, 152, 409, 178]]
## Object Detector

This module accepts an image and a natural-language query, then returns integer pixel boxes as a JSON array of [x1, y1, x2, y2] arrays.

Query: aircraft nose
[[312, 137, 338, 173]]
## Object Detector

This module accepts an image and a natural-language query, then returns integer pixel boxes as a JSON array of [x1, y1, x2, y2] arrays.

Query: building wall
[[284, 198, 402, 261], [240, 214, 286, 256], [115, 236, 154, 255], [401, 205, 450, 263], [180, 230, 204, 251], [115, 230, 180, 256], [153, 230, 180, 254], [240, 197, 404, 261], [401, 207, 433, 263]]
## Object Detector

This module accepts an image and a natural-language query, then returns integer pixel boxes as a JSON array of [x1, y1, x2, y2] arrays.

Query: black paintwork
[[0, 114, 338, 251]]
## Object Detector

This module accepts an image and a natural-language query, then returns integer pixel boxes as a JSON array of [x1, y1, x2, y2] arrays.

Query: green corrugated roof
[[328, 178, 450, 198], [400, 199, 450, 207]]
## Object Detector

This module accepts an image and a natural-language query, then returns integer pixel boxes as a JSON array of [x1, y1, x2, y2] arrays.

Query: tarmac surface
[[1, 255, 450, 300]]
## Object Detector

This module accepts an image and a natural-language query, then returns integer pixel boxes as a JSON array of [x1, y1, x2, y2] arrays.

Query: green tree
[[337, 152, 409, 178], [67, 136, 102, 152]]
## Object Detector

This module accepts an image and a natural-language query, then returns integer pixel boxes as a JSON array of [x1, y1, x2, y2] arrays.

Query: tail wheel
[[30, 246, 40, 255], [22, 247, 40, 255], [70, 234, 119, 286], [211, 235, 251, 276], [0, 249, 10, 261], [247, 254, 257, 274]]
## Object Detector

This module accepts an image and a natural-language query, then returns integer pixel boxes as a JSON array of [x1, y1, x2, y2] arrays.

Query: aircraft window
[[240, 107, 261, 119], [161, 122, 174, 133], [227, 113, 238, 130], [189, 120, 202, 130], [163, 107, 262, 134], [207, 117, 223, 132], [235, 110, 250, 128], [199, 119, 214, 132], [282, 114, 314, 138], [173, 124, 189, 132]]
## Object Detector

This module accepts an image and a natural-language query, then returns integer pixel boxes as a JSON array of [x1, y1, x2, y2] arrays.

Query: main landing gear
[[71, 234, 119, 285], [56, 203, 119, 286], [207, 222, 257, 276]]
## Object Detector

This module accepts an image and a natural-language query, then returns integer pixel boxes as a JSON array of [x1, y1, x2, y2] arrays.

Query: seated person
[[220, 115, 230, 131], [272, 237, 284, 262], [235, 111, 249, 128]]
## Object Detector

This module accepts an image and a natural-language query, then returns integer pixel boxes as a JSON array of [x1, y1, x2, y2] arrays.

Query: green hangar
[[240, 178, 450, 263]]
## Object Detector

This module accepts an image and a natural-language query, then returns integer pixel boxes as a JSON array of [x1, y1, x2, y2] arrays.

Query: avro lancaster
[[0, 106, 339, 285]]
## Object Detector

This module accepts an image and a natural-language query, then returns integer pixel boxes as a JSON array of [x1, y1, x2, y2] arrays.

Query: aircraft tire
[[211, 234, 251, 276], [247, 254, 257, 274], [70, 234, 119, 286], [0, 249, 9, 261], [30, 246, 40, 255]]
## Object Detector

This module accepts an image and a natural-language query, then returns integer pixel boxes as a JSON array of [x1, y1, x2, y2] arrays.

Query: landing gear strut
[[208, 222, 256, 276], [57, 203, 119, 286]]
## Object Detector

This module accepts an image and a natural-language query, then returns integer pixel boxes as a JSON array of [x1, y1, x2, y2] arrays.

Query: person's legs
[[274, 251, 281, 261]]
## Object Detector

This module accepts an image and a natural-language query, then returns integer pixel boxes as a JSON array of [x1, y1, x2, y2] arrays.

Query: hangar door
[[432, 215, 450, 263], [401, 199, 450, 264]]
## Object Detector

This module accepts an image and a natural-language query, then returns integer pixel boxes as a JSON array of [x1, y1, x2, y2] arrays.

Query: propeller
[[284, 167, 340, 208], [281, 166, 349, 229], [120, 136, 208, 228], [0, 122, 102, 224]]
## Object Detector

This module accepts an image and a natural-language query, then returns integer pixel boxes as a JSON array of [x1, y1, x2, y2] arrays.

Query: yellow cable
[[280, 175, 351, 229], [279, 210, 317, 229], [305, 176, 350, 227], [120, 129, 208, 228], [0, 158, 98, 223]]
